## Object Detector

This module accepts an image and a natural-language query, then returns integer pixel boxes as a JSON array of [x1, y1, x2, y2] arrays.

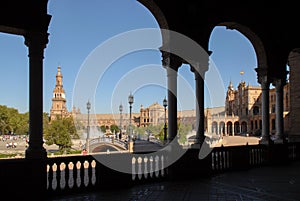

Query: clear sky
[[0, 0, 258, 114]]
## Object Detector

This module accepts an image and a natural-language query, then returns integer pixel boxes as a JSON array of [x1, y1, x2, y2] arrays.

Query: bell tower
[[225, 80, 235, 115], [50, 66, 68, 121]]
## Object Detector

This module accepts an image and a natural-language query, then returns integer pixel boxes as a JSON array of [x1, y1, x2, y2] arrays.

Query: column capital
[[24, 31, 49, 58], [272, 78, 286, 89], [190, 64, 206, 79], [255, 67, 273, 85], [24, 31, 49, 46], [160, 51, 183, 71], [272, 71, 288, 86]]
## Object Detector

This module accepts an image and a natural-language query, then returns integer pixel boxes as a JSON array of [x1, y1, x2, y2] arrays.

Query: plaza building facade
[[50, 66, 290, 138], [208, 80, 290, 136]]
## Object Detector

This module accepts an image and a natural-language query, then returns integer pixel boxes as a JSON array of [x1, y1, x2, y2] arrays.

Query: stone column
[[161, 52, 182, 142], [24, 32, 48, 159], [23, 31, 48, 201], [288, 49, 300, 142], [273, 79, 285, 143], [191, 66, 205, 147], [260, 77, 271, 144]]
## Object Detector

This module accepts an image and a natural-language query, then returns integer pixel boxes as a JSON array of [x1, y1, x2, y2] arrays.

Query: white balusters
[[46, 165, 50, 189], [161, 155, 164, 177], [59, 163, 66, 189], [132, 157, 136, 181], [149, 156, 154, 178], [68, 162, 74, 189], [137, 157, 143, 180], [155, 155, 159, 177], [143, 157, 148, 179], [76, 161, 81, 187], [91, 160, 96, 185], [51, 163, 57, 190], [83, 161, 89, 187]]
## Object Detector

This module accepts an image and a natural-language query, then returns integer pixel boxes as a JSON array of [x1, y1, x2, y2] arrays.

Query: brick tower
[[50, 66, 69, 121]]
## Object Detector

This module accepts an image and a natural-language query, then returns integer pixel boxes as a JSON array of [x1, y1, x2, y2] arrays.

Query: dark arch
[[212, 121, 218, 134], [234, 121, 240, 134], [137, 0, 170, 46], [219, 121, 225, 135], [92, 145, 119, 153], [137, 0, 168, 30], [226, 121, 233, 135], [241, 121, 248, 133]]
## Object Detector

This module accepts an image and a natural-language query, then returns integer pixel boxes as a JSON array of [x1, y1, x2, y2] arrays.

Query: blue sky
[[0, 0, 258, 114]]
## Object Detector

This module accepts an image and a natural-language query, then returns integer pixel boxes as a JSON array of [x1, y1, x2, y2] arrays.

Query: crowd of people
[[0, 134, 28, 149], [5, 141, 17, 148]]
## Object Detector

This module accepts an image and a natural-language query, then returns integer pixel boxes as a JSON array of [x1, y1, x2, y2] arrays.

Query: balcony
[[1, 142, 299, 200]]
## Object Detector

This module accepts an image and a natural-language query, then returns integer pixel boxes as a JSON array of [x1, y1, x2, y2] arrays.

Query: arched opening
[[227, 121, 233, 135], [212, 121, 218, 134], [92, 144, 119, 152], [0, 33, 28, 112], [47, 0, 170, 145], [209, 22, 266, 142], [0, 33, 29, 138], [219, 121, 225, 135], [241, 121, 247, 134], [234, 121, 240, 134]]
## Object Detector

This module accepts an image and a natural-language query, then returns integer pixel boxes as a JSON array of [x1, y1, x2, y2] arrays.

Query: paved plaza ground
[[213, 135, 260, 147]]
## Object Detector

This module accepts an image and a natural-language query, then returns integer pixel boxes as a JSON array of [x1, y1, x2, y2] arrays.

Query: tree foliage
[[177, 123, 192, 144], [0, 105, 29, 135], [110, 124, 120, 134], [100, 125, 106, 133], [0, 105, 80, 154], [43, 116, 79, 153]]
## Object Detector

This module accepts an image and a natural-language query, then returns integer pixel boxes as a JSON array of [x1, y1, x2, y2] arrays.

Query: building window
[[253, 106, 259, 115], [271, 119, 275, 130], [271, 104, 275, 113]]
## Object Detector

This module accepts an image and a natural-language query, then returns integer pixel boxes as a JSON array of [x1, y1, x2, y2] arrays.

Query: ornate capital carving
[[190, 62, 207, 79], [160, 51, 182, 71], [272, 78, 286, 90], [255, 67, 273, 85], [24, 32, 49, 58]]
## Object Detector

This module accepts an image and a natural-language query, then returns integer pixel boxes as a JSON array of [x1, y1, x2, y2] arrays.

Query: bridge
[[88, 137, 128, 152], [87, 136, 164, 153]]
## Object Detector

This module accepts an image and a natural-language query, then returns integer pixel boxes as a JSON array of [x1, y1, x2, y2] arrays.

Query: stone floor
[[49, 160, 300, 201]]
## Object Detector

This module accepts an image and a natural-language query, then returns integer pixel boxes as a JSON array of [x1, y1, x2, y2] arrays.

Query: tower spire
[[50, 66, 69, 121], [228, 79, 233, 90]]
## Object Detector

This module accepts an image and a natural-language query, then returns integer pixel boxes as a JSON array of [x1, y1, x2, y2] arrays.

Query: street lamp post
[[128, 93, 134, 141], [163, 97, 168, 143], [86, 100, 91, 153], [128, 93, 134, 152], [119, 103, 123, 140]]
